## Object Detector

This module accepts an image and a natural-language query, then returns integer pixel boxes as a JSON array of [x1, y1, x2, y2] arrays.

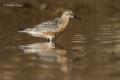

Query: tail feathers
[[18, 26, 28, 33], [18, 30, 26, 33], [18, 27, 32, 33]]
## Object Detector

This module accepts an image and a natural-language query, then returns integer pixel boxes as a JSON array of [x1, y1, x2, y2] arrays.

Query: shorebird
[[18, 10, 81, 43]]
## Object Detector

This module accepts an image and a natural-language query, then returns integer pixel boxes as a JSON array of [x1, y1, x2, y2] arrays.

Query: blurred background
[[0, 0, 120, 80], [0, 0, 120, 45]]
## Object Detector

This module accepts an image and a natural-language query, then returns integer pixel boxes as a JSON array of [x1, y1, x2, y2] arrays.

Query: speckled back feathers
[[33, 18, 62, 32]]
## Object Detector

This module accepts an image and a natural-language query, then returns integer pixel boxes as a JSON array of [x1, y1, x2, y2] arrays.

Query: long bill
[[74, 15, 82, 20]]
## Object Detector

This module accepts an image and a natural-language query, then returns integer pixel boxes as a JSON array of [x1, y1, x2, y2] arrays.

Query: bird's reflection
[[18, 42, 69, 73], [19, 42, 56, 55]]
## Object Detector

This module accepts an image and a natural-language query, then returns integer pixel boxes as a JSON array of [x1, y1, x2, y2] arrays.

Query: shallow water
[[1, 20, 120, 80], [1, 0, 120, 80]]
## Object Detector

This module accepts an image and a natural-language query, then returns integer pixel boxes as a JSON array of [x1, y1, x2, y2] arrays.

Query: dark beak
[[74, 15, 82, 20]]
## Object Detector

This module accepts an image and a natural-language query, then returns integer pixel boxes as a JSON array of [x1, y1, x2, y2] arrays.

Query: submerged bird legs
[[47, 35, 55, 43]]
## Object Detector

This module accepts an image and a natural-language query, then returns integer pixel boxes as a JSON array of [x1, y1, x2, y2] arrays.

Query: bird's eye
[[69, 12, 72, 15]]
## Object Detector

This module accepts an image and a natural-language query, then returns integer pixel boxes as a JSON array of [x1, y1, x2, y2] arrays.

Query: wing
[[34, 18, 60, 32]]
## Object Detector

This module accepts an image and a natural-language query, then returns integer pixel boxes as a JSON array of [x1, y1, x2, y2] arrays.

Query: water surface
[[0, 0, 120, 80]]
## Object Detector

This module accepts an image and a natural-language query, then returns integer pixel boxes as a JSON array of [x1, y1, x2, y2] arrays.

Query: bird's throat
[[57, 16, 70, 32]]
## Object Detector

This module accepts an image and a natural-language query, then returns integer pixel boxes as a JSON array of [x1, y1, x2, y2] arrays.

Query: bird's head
[[62, 10, 82, 20], [62, 10, 74, 18]]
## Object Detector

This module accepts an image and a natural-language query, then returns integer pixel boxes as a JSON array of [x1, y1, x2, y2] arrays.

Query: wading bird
[[18, 10, 81, 43]]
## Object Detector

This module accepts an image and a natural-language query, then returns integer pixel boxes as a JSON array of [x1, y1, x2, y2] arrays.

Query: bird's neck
[[60, 15, 70, 23], [59, 15, 70, 29]]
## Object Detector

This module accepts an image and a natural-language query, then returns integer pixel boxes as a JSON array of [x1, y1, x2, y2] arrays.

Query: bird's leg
[[53, 36, 55, 41], [52, 35, 55, 43], [49, 36, 53, 44], [47, 36, 52, 43], [47, 36, 55, 44], [47, 37, 49, 42]]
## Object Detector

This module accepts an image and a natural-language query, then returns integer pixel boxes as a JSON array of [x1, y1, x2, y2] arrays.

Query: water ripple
[[72, 34, 86, 43], [95, 23, 120, 53]]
